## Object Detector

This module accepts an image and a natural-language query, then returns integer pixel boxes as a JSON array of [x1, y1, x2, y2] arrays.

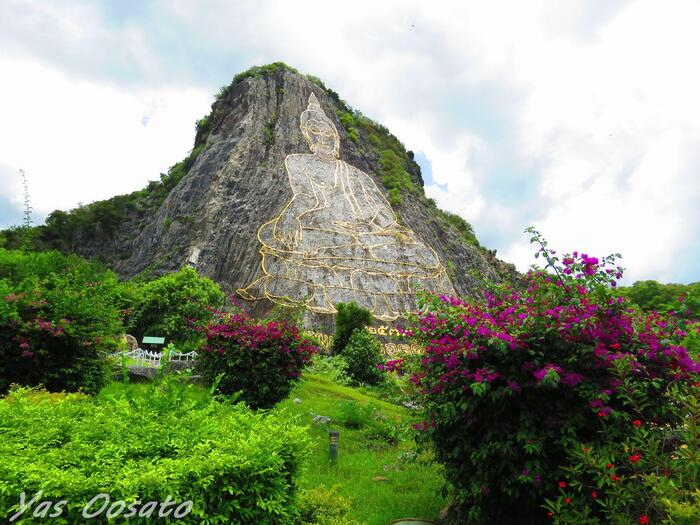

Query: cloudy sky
[[1, 0, 698, 284]]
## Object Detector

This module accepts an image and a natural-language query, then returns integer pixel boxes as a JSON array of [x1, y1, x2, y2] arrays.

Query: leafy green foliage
[[337, 111, 360, 144], [342, 328, 385, 385], [683, 326, 700, 360], [618, 279, 700, 319], [427, 198, 481, 248], [332, 302, 372, 354], [547, 383, 699, 525], [298, 485, 360, 525], [199, 311, 317, 408], [0, 249, 123, 394], [332, 107, 418, 207], [377, 149, 415, 207], [334, 399, 404, 447], [337, 400, 375, 429], [0, 381, 310, 524], [123, 266, 223, 347], [303, 355, 352, 386]]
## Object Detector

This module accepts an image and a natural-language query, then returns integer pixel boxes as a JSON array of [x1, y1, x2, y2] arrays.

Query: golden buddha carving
[[237, 93, 454, 321]]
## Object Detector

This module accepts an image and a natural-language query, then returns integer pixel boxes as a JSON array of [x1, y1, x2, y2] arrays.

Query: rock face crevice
[[28, 65, 516, 325]]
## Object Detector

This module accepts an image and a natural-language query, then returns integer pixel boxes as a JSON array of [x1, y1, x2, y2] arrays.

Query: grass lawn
[[99, 374, 447, 525], [276, 374, 447, 525]]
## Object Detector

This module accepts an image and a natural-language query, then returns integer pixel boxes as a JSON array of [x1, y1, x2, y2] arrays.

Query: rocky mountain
[[8, 63, 516, 327]]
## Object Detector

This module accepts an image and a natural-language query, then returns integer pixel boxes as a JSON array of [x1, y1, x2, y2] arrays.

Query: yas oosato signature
[[10, 491, 193, 521]]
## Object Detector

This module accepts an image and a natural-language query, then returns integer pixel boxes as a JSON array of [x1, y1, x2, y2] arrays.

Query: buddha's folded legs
[[237, 275, 324, 309], [239, 243, 452, 319]]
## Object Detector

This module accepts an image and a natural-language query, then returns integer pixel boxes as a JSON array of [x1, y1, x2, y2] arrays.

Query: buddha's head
[[301, 93, 340, 159]]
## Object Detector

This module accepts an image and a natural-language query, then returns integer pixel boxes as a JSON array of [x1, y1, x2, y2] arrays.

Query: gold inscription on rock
[[238, 93, 454, 321], [304, 330, 422, 357]]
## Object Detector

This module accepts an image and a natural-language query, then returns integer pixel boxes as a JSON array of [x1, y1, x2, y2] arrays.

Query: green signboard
[[142, 336, 165, 345]]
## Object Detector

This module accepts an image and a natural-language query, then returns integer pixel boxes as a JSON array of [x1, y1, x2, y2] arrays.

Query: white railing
[[114, 348, 198, 368]]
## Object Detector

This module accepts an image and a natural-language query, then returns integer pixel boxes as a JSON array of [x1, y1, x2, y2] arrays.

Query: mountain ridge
[[3, 62, 517, 322]]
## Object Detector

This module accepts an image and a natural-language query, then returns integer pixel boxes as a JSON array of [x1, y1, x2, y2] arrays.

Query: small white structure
[[114, 348, 198, 368]]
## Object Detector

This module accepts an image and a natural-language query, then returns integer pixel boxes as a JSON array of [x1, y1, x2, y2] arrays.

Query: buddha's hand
[[334, 220, 361, 233], [371, 211, 396, 231], [335, 219, 376, 234], [273, 213, 302, 250]]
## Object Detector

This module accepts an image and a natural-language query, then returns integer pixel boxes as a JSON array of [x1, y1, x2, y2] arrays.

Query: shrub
[[0, 382, 310, 524], [124, 266, 223, 347], [335, 401, 403, 445], [683, 324, 700, 359], [619, 280, 700, 319], [342, 328, 384, 385], [399, 229, 699, 524], [198, 311, 317, 408], [547, 381, 700, 524], [298, 484, 360, 525], [361, 413, 407, 446], [0, 249, 124, 394], [367, 364, 417, 405], [337, 400, 375, 429], [332, 302, 372, 354], [304, 355, 352, 385]]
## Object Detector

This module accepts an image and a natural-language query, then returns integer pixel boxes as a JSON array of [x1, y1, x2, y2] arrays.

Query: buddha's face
[[303, 117, 339, 158]]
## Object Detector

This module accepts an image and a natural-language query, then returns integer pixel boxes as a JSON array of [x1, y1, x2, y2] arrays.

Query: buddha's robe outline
[[237, 93, 454, 321]]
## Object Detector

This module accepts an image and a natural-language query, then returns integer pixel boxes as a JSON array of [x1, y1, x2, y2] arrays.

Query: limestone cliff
[[12, 63, 516, 324]]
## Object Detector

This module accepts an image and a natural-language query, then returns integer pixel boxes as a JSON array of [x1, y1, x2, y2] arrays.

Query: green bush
[[378, 149, 416, 207], [337, 400, 375, 429], [332, 302, 372, 354], [544, 380, 699, 524], [124, 266, 223, 347], [199, 312, 317, 408], [336, 400, 404, 445], [304, 355, 352, 386], [0, 382, 310, 524], [0, 249, 124, 394], [683, 325, 700, 359], [361, 414, 406, 446], [619, 280, 700, 318], [342, 328, 384, 385], [298, 484, 360, 525]]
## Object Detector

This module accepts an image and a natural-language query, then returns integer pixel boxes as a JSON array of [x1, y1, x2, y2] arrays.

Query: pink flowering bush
[[198, 310, 317, 408], [0, 249, 124, 394], [396, 229, 699, 524]]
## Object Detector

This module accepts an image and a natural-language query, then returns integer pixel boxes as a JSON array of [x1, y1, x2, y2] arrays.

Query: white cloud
[[0, 55, 211, 219], [1, 0, 698, 283], [503, 126, 698, 282], [492, 0, 700, 281]]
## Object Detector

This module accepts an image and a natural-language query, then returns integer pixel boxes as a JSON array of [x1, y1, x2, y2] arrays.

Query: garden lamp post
[[328, 430, 339, 463]]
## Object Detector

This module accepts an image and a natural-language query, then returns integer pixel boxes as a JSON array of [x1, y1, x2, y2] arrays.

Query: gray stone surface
[[124, 334, 138, 351], [312, 415, 332, 425], [80, 68, 515, 327], [236, 93, 454, 321]]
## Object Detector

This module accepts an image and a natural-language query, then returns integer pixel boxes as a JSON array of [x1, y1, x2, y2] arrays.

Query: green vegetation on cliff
[[1, 62, 486, 262], [309, 70, 483, 249]]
